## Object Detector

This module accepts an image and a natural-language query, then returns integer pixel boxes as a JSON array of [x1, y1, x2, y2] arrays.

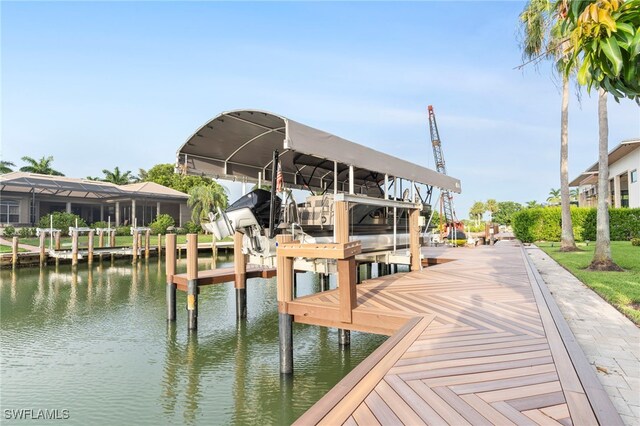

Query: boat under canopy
[[176, 110, 461, 195]]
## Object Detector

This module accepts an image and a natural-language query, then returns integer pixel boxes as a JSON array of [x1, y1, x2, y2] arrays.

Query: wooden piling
[[157, 234, 162, 258], [71, 231, 78, 267], [132, 230, 138, 263], [145, 230, 150, 259], [12, 237, 18, 267], [39, 231, 46, 266], [54, 231, 61, 250], [410, 208, 421, 271], [276, 233, 294, 374], [234, 231, 247, 319], [110, 230, 116, 248], [186, 233, 198, 330], [211, 235, 217, 267], [87, 230, 94, 264], [335, 201, 352, 347], [165, 233, 177, 321]]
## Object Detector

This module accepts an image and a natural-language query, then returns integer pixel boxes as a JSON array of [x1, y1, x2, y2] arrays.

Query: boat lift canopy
[[176, 110, 461, 195]]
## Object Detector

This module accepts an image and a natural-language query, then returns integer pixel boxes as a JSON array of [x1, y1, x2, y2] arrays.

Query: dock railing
[[275, 236, 362, 373]]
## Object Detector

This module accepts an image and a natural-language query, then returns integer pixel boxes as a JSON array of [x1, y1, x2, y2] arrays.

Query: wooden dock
[[293, 241, 621, 426], [172, 265, 276, 292]]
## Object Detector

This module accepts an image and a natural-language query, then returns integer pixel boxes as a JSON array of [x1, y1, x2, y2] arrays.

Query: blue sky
[[2, 1, 638, 219]]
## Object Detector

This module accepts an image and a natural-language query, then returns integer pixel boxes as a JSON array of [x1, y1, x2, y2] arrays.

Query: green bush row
[[513, 207, 640, 243]]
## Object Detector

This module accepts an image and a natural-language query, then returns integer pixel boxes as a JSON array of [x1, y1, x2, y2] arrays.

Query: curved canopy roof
[[176, 110, 461, 194]]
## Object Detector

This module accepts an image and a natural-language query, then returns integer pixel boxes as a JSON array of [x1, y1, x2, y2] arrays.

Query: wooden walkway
[[293, 241, 621, 425]]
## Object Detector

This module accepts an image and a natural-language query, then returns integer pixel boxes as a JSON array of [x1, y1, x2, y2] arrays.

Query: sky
[[2, 1, 639, 220]]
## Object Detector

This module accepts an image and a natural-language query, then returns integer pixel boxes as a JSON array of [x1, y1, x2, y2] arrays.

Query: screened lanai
[[0, 172, 189, 227]]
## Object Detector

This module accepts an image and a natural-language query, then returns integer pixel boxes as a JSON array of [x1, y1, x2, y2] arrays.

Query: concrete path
[[525, 245, 640, 425]]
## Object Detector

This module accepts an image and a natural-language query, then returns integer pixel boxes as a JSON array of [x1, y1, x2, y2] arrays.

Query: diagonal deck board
[[293, 242, 622, 425]]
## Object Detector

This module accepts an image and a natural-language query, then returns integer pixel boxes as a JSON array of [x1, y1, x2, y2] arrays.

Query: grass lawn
[[537, 241, 640, 325], [0, 245, 26, 253]]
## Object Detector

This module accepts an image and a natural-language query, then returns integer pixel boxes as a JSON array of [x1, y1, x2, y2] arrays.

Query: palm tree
[[188, 183, 228, 225], [589, 89, 622, 271], [570, 188, 579, 204], [520, 0, 577, 251], [485, 199, 498, 223], [101, 167, 135, 185], [526, 200, 541, 209], [19, 156, 64, 176], [0, 160, 15, 174], [469, 201, 486, 227], [546, 188, 561, 206]]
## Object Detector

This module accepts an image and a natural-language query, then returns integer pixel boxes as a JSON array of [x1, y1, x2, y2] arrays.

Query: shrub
[[182, 221, 201, 234], [631, 238, 640, 246], [149, 214, 175, 235], [3, 226, 15, 238], [116, 226, 130, 236], [18, 227, 35, 238], [92, 221, 109, 229], [38, 212, 87, 236], [513, 207, 640, 243]]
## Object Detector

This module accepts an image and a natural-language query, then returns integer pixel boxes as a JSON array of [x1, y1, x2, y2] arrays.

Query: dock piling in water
[[12, 237, 18, 268], [87, 230, 94, 264], [276, 234, 294, 374], [39, 232, 46, 266], [186, 233, 198, 330], [165, 233, 177, 321], [144, 230, 150, 260], [234, 231, 247, 319]]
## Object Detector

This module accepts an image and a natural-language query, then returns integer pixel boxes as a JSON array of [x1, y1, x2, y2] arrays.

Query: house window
[[631, 169, 638, 183], [1, 200, 20, 224]]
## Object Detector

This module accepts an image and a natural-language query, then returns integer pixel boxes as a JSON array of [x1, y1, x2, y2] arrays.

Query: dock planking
[[293, 242, 622, 426]]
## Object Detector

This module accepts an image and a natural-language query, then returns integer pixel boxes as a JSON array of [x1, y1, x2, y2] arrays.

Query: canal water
[[0, 254, 386, 425]]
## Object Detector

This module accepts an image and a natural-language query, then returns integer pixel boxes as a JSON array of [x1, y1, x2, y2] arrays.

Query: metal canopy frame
[[176, 110, 461, 195]]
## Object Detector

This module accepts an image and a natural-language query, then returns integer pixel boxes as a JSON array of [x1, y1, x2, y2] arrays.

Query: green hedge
[[513, 207, 640, 243]]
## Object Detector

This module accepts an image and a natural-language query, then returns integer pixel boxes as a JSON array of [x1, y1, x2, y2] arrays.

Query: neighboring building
[[570, 139, 640, 208], [0, 172, 190, 227]]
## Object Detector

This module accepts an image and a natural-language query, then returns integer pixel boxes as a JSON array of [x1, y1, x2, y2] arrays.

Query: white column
[[115, 201, 120, 226], [100, 205, 104, 221], [349, 165, 354, 195], [66, 202, 72, 213], [334, 161, 338, 195], [156, 201, 161, 218], [614, 175, 622, 208], [384, 174, 389, 200], [131, 199, 137, 226]]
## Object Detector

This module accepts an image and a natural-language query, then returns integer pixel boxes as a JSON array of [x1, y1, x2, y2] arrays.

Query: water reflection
[[1, 256, 386, 425]]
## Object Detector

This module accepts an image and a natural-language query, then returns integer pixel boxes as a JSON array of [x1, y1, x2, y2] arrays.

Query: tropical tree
[[560, 0, 639, 102], [559, 0, 634, 269], [187, 184, 228, 225], [0, 160, 15, 174], [520, 0, 578, 251], [100, 167, 135, 185], [493, 201, 524, 226], [143, 163, 215, 193], [526, 200, 543, 209], [547, 188, 561, 205], [19, 156, 64, 176], [485, 199, 499, 222], [469, 201, 486, 227], [570, 188, 579, 203]]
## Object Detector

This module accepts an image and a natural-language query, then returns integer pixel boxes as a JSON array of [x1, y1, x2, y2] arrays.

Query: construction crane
[[427, 105, 463, 239]]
